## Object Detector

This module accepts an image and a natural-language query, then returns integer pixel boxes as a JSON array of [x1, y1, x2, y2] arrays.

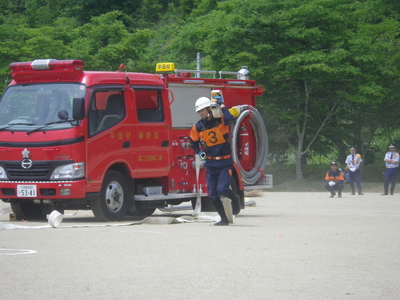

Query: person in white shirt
[[382, 143, 399, 195], [345, 146, 363, 195]]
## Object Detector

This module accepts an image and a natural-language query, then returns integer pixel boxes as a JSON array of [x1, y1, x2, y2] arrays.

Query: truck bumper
[[0, 179, 87, 199]]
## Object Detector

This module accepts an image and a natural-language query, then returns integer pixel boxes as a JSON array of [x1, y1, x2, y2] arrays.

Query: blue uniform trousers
[[384, 167, 398, 193], [348, 169, 362, 191], [206, 165, 232, 202]]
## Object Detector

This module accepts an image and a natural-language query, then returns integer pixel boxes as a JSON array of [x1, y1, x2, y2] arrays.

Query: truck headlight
[[51, 162, 84, 180], [0, 166, 8, 179]]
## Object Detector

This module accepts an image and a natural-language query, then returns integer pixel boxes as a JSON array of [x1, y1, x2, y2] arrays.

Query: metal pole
[[196, 52, 201, 78]]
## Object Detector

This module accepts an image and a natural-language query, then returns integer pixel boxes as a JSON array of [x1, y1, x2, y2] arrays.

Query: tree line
[[1, 0, 399, 179]]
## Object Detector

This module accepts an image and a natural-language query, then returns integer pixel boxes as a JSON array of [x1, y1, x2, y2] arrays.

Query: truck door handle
[[122, 141, 130, 148]]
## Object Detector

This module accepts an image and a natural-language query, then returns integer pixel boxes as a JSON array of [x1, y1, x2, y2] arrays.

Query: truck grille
[[6, 161, 51, 178], [3, 160, 74, 181]]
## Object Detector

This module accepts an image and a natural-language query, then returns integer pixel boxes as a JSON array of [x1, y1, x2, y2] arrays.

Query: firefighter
[[190, 96, 241, 226], [382, 143, 399, 195], [324, 162, 345, 198]]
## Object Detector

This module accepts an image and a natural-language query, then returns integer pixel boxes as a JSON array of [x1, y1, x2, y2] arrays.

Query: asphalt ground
[[1, 191, 399, 300]]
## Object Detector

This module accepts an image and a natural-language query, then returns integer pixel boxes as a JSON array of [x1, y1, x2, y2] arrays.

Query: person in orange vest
[[189, 96, 243, 225], [324, 161, 345, 198]]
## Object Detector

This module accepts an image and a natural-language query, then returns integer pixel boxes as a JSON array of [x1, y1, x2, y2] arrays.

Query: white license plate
[[17, 185, 37, 197]]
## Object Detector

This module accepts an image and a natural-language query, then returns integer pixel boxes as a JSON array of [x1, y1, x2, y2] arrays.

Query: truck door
[[86, 87, 132, 187], [132, 86, 170, 178]]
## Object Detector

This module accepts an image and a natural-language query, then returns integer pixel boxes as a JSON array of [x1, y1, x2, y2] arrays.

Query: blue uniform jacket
[[190, 107, 234, 168]]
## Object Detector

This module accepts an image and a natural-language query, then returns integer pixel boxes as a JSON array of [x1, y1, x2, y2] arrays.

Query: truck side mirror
[[72, 97, 85, 120]]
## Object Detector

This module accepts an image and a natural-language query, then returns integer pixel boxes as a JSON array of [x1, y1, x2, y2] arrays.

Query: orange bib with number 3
[[199, 122, 229, 147]]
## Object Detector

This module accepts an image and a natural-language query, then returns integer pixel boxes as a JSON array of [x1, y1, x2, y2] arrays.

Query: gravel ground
[[1, 191, 399, 300]]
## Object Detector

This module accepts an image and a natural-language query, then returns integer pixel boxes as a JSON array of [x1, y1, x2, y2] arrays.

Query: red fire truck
[[0, 59, 270, 221]]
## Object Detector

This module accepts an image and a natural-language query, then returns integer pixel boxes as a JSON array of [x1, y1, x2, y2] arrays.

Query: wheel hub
[[105, 181, 124, 212]]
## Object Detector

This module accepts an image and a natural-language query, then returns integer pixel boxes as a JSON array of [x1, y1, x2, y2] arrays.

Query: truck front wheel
[[10, 201, 46, 220], [90, 171, 129, 221]]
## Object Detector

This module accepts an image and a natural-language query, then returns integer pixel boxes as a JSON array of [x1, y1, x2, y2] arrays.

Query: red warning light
[[9, 59, 84, 72]]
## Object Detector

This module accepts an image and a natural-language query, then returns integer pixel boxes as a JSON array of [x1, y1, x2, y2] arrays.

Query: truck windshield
[[0, 83, 86, 131]]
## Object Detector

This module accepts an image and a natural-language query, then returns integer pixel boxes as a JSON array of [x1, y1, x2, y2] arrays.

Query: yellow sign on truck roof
[[156, 62, 175, 72]]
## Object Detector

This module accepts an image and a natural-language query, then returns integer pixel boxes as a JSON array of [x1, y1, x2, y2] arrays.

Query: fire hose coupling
[[198, 151, 207, 160], [230, 105, 249, 119], [233, 105, 249, 114], [210, 90, 224, 108]]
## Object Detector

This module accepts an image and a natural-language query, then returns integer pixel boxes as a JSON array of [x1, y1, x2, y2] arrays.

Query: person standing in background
[[382, 143, 399, 195], [345, 146, 363, 195]]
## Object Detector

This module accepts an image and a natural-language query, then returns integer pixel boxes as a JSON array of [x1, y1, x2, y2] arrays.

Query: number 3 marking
[[208, 131, 218, 144]]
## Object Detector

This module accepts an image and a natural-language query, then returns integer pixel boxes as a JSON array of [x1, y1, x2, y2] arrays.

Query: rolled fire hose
[[231, 105, 268, 185], [192, 154, 202, 216]]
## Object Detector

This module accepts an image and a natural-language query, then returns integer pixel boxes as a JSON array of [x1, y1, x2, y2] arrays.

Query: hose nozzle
[[199, 152, 207, 160]]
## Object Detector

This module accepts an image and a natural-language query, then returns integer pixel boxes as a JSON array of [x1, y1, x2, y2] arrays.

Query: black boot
[[390, 187, 395, 195], [212, 199, 229, 226], [329, 191, 336, 198], [358, 188, 363, 195], [338, 191, 342, 198], [382, 187, 389, 195], [351, 186, 355, 195], [228, 190, 241, 215]]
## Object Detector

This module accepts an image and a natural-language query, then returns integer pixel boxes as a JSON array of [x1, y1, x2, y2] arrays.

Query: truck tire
[[127, 201, 156, 217], [10, 201, 46, 220], [130, 205, 156, 217], [90, 171, 129, 221]]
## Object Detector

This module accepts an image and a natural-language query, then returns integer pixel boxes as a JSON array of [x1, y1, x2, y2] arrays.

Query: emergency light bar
[[9, 59, 85, 72]]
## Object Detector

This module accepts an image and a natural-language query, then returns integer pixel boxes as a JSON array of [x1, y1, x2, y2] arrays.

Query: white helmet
[[195, 97, 211, 112]]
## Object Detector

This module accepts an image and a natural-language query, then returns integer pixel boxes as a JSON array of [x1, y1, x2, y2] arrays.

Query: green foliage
[[0, 10, 155, 75], [67, 11, 155, 70]]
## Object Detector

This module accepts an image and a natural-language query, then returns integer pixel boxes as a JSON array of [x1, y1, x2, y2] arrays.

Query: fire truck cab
[[0, 59, 270, 221]]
